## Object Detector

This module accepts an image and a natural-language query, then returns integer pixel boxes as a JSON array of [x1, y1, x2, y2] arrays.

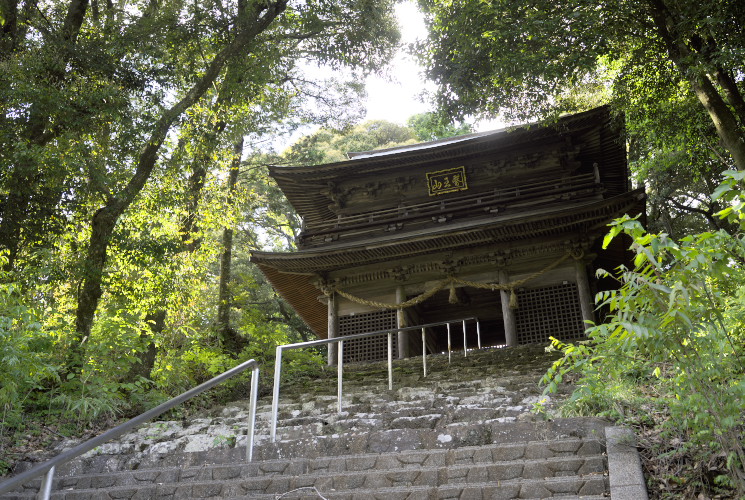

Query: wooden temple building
[[251, 107, 645, 364]]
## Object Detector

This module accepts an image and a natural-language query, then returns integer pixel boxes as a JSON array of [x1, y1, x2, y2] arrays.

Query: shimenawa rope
[[330, 250, 584, 310]]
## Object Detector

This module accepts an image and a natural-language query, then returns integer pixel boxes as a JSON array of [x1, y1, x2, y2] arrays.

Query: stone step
[[187, 389, 552, 435], [270, 389, 529, 414], [261, 418, 606, 461], [256, 480, 608, 500], [267, 475, 610, 500], [2, 473, 609, 499], [14, 418, 605, 479], [7, 438, 605, 494]]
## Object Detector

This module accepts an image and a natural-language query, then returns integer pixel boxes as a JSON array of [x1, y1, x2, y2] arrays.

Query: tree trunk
[[0, 101, 64, 268], [0, 0, 90, 268], [715, 69, 745, 128], [217, 138, 244, 352], [649, 0, 745, 171], [689, 75, 745, 171], [124, 310, 166, 381], [181, 119, 228, 251]]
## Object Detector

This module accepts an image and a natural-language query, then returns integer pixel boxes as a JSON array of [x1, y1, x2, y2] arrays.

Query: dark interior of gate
[[337, 278, 589, 364], [411, 288, 506, 353], [408, 283, 587, 356]]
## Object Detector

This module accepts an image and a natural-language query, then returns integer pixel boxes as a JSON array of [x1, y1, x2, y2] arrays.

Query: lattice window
[[515, 283, 585, 345], [338, 310, 397, 363]]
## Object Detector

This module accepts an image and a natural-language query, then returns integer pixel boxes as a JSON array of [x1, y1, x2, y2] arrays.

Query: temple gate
[[251, 107, 645, 363]]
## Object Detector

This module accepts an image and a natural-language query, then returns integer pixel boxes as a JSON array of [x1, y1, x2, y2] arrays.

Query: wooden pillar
[[574, 259, 595, 328], [396, 285, 409, 359], [327, 291, 338, 366], [498, 269, 517, 347]]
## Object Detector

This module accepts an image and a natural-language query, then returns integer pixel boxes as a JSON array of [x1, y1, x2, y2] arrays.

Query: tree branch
[[664, 196, 720, 230]]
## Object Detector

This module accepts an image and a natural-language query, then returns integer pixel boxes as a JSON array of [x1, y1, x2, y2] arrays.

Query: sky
[[362, 2, 434, 124], [363, 2, 504, 133], [273, 2, 502, 152]]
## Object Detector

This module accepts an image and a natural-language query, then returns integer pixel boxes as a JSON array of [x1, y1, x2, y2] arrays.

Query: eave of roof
[[251, 189, 645, 275], [270, 107, 611, 178], [268, 106, 624, 225], [256, 265, 327, 337]]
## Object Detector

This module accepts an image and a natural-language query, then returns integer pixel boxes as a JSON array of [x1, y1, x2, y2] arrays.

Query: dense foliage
[[417, 0, 745, 235], [541, 172, 745, 497], [0, 0, 405, 471]]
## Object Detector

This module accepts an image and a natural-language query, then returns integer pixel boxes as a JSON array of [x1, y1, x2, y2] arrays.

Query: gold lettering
[[427, 166, 468, 196]]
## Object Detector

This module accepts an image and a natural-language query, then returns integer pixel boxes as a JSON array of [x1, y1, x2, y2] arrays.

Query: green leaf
[[711, 182, 733, 201]]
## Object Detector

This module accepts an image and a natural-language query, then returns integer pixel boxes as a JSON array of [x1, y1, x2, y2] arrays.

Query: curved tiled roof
[[268, 106, 628, 226]]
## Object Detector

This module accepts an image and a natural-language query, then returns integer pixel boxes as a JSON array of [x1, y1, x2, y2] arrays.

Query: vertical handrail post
[[476, 320, 482, 350], [37, 466, 54, 500], [462, 320, 468, 357], [337, 340, 344, 413], [387, 331, 393, 391], [421, 327, 427, 377], [246, 365, 259, 462], [447, 322, 452, 363], [270, 346, 282, 443]]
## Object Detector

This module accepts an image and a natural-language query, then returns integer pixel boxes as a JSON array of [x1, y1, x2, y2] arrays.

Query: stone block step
[[279, 475, 610, 500], [2, 474, 608, 499], [275, 406, 461, 430], [260, 418, 606, 462], [5, 439, 605, 496], [13, 419, 605, 479], [3, 438, 606, 500]]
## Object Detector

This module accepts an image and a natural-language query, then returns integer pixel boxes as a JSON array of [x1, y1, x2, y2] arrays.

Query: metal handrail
[[270, 317, 480, 442], [0, 359, 260, 499]]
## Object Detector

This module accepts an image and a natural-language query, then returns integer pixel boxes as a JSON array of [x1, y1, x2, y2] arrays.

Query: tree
[[283, 120, 417, 164], [0, 0, 400, 372], [406, 112, 473, 142], [216, 139, 244, 349], [417, 0, 745, 174], [282, 114, 473, 166]]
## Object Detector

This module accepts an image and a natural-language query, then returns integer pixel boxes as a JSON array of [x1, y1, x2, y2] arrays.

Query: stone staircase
[[2, 345, 612, 499]]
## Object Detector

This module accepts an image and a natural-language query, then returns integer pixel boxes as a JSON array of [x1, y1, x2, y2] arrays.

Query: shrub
[[543, 171, 745, 495]]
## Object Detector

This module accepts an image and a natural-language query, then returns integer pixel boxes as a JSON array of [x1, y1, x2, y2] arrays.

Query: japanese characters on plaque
[[426, 166, 468, 196]]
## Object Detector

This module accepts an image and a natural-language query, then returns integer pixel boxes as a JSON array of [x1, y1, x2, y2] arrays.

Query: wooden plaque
[[426, 166, 468, 196]]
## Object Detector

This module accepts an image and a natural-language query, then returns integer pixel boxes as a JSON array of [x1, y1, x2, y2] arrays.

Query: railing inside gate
[[270, 317, 480, 442]]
